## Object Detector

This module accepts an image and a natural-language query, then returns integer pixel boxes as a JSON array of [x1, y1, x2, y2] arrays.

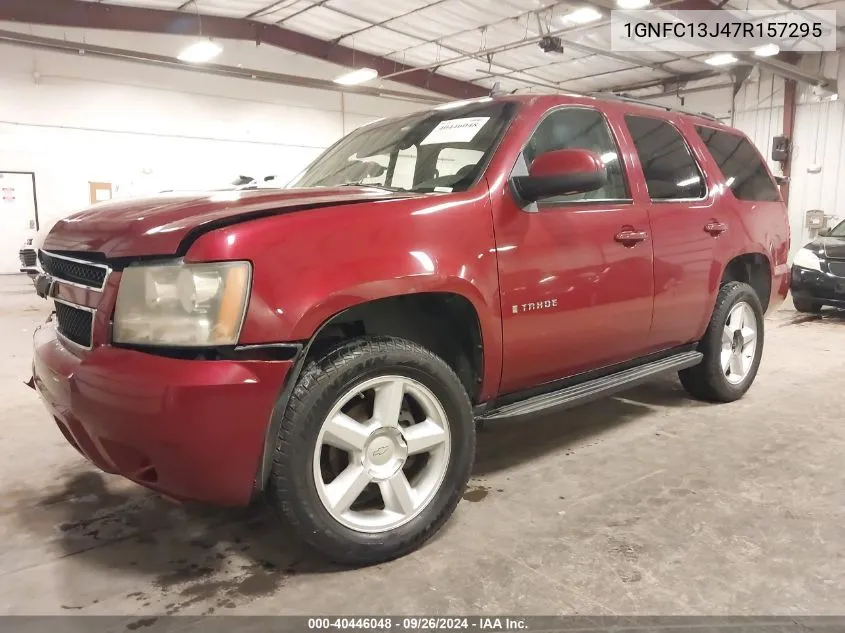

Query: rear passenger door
[[623, 114, 729, 350], [694, 125, 789, 285]]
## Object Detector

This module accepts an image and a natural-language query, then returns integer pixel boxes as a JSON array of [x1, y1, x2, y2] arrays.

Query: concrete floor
[[1, 273, 844, 617]]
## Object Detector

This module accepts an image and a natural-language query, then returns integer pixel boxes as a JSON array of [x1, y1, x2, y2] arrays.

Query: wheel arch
[[255, 284, 497, 492], [719, 251, 773, 312]]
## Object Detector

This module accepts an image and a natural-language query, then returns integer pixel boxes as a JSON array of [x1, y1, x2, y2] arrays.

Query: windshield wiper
[[338, 182, 406, 192]]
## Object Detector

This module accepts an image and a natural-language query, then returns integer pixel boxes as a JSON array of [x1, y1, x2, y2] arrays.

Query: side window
[[625, 115, 706, 200], [523, 108, 628, 203], [696, 127, 780, 202]]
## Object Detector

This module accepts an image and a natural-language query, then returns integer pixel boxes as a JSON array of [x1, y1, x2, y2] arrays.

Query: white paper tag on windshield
[[420, 117, 490, 145]]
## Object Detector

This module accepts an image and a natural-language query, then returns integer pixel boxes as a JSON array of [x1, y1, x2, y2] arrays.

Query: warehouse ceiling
[[5, 0, 845, 96]]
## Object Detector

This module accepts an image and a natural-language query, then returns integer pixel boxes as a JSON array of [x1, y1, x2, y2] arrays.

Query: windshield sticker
[[434, 186, 453, 193], [420, 117, 491, 145]]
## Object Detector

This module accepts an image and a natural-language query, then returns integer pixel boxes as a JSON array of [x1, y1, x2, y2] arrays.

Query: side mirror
[[817, 228, 830, 237], [512, 149, 607, 202]]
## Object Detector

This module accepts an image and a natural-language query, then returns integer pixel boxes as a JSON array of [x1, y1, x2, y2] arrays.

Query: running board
[[479, 351, 703, 421]]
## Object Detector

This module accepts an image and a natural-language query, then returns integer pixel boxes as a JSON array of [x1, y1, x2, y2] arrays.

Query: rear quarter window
[[695, 127, 780, 202]]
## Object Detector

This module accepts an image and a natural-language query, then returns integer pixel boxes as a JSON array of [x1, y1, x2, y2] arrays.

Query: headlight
[[792, 248, 822, 272], [113, 261, 251, 346]]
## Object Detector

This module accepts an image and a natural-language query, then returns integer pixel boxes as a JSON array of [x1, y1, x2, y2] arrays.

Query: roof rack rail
[[587, 91, 721, 121]]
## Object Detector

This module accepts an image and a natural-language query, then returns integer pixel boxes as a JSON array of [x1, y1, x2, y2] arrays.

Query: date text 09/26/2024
[[307, 617, 528, 630]]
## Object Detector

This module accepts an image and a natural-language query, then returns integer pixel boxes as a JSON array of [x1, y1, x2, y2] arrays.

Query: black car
[[791, 219, 845, 312], [19, 238, 38, 280]]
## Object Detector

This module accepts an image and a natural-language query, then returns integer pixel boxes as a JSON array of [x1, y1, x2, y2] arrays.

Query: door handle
[[704, 221, 728, 235], [614, 229, 648, 245]]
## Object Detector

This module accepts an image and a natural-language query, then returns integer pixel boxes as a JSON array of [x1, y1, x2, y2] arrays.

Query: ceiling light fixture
[[705, 53, 738, 66], [561, 7, 603, 25], [177, 38, 223, 63], [753, 43, 780, 57], [616, 0, 651, 8], [333, 67, 379, 85]]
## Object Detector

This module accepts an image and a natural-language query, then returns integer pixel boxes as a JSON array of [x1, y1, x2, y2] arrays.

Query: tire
[[793, 296, 823, 313], [266, 336, 475, 565], [679, 281, 764, 403]]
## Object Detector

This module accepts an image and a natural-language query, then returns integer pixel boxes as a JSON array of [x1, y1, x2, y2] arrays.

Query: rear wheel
[[793, 296, 823, 313], [679, 281, 764, 403], [266, 336, 475, 565]]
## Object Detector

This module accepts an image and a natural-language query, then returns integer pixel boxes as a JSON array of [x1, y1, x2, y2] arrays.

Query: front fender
[[185, 191, 503, 401]]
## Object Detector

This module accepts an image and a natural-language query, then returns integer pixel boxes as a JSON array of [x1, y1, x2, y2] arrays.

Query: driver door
[[493, 106, 655, 393]]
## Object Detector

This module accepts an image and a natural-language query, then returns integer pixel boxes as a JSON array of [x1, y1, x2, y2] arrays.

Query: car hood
[[816, 235, 845, 259], [42, 187, 418, 258]]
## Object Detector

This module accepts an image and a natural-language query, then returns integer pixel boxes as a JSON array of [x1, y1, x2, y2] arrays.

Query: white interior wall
[[0, 24, 430, 232], [788, 52, 845, 248]]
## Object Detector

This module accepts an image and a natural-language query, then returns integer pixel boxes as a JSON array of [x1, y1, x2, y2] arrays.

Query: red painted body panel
[[43, 187, 421, 257], [186, 190, 503, 400], [31, 93, 790, 506], [32, 321, 291, 505], [529, 148, 604, 177]]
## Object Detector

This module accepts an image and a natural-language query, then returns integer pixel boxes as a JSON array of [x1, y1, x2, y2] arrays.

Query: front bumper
[[791, 264, 845, 308], [32, 321, 293, 506]]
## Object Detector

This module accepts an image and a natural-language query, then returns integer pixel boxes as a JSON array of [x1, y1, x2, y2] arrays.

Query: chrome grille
[[55, 301, 94, 349], [828, 261, 845, 277], [40, 251, 109, 289]]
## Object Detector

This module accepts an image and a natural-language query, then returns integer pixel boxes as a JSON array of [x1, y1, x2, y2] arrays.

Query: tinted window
[[625, 116, 705, 200], [523, 108, 628, 202], [696, 127, 780, 201]]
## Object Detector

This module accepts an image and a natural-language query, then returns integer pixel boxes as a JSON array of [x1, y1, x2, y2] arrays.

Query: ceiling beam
[[0, 0, 489, 99], [0, 28, 447, 104]]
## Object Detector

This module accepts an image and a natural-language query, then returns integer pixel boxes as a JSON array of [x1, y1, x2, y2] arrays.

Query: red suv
[[30, 94, 789, 564]]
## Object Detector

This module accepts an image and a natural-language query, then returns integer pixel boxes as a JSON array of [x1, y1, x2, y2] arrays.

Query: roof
[[74, 0, 845, 94]]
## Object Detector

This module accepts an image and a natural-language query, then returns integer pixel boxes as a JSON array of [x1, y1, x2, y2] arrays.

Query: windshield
[[290, 101, 516, 193], [829, 218, 845, 237]]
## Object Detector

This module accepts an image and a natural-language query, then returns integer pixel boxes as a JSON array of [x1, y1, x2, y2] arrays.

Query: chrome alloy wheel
[[721, 301, 758, 385], [312, 375, 451, 533]]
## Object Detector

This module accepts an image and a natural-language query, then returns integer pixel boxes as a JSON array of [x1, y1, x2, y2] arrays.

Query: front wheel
[[266, 336, 475, 565], [679, 281, 764, 403]]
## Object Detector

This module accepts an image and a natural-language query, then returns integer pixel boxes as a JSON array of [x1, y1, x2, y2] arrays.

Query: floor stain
[[126, 617, 158, 630], [154, 565, 214, 590], [462, 485, 490, 502], [620, 570, 642, 583], [159, 562, 296, 614], [237, 570, 282, 596], [607, 536, 642, 563]]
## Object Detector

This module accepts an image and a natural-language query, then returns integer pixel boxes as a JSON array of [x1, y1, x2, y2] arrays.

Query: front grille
[[40, 251, 108, 289], [828, 261, 845, 277], [19, 249, 37, 268], [55, 302, 93, 348]]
